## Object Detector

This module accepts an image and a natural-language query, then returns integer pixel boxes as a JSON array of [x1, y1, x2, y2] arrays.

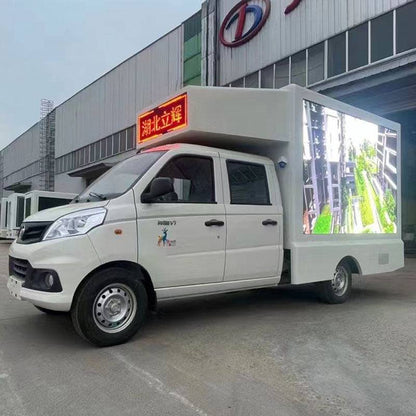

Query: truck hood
[[24, 201, 109, 223]]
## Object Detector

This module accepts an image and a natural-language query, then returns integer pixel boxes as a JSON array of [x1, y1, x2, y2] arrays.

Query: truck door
[[221, 157, 282, 281], [137, 152, 226, 288]]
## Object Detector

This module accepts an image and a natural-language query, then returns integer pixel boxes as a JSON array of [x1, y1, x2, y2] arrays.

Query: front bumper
[[8, 235, 101, 311], [7, 275, 73, 311]]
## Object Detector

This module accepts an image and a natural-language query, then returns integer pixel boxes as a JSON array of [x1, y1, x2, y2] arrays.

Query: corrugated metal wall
[[55, 26, 183, 158], [218, 0, 412, 85], [2, 123, 40, 177]]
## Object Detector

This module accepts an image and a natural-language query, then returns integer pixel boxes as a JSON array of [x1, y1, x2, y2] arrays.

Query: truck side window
[[227, 161, 270, 205], [155, 156, 215, 203]]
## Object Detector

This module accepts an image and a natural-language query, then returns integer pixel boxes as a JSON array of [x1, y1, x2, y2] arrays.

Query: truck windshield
[[76, 151, 165, 202]]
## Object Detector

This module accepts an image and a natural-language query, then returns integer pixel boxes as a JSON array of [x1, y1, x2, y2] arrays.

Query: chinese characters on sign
[[137, 93, 188, 143]]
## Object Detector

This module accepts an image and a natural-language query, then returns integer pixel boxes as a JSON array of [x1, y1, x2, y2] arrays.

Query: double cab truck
[[8, 85, 404, 346]]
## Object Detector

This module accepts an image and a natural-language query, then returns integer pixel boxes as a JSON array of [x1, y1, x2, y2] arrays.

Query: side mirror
[[141, 177, 174, 203]]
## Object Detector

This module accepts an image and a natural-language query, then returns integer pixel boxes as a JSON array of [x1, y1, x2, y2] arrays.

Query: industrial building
[[1, 0, 415, 250]]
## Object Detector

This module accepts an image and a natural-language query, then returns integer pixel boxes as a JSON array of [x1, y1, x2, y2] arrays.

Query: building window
[[56, 157, 62, 173], [245, 72, 259, 88], [100, 138, 107, 159], [106, 136, 112, 156], [83, 147, 89, 165], [113, 132, 120, 154], [275, 58, 289, 89], [183, 11, 202, 86], [78, 149, 84, 167], [328, 33, 346, 77], [69, 153, 74, 170], [55, 126, 135, 174], [308, 42, 324, 84], [348, 23, 368, 70], [127, 126, 135, 150], [396, 2, 416, 53], [184, 54, 201, 85], [120, 130, 127, 152], [90, 143, 95, 163], [95, 142, 100, 161], [261, 65, 274, 88], [291, 50, 306, 86], [371, 12, 393, 62], [230, 78, 244, 87]]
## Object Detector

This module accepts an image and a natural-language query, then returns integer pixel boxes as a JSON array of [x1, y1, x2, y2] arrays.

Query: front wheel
[[318, 263, 352, 304], [71, 268, 148, 347]]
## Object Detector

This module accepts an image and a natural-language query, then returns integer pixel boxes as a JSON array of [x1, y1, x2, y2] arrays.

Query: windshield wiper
[[89, 192, 107, 200]]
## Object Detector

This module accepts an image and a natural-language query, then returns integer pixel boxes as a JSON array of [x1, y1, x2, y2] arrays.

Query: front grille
[[17, 221, 53, 244], [9, 256, 29, 279]]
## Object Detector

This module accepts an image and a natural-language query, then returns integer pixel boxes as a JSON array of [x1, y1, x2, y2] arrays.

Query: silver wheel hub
[[93, 283, 137, 333], [332, 266, 348, 297]]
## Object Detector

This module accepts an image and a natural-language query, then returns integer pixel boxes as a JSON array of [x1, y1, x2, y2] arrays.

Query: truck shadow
[[4, 279, 407, 349], [140, 282, 397, 337]]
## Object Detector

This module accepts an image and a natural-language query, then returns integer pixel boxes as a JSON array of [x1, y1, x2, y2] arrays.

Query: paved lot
[[0, 240, 415, 416]]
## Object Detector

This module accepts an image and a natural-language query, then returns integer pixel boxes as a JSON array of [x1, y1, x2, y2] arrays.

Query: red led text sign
[[137, 93, 188, 143]]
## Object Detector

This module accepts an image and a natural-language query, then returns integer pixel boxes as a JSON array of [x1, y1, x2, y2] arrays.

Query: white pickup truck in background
[[7, 85, 404, 346]]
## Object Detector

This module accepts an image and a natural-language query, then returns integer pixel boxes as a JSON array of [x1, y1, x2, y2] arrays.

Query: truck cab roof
[[142, 143, 274, 166]]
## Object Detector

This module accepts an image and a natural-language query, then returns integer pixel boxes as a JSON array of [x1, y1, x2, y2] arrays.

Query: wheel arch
[[72, 261, 157, 311], [339, 256, 362, 275]]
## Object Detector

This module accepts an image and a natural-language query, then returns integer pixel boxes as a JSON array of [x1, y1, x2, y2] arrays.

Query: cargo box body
[[137, 85, 404, 284]]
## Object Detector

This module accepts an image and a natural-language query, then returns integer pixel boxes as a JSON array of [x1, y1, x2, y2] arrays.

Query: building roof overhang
[[67, 162, 115, 178]]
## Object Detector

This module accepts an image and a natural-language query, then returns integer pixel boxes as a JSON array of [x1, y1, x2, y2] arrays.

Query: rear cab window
[[226, 160, 271, 205]]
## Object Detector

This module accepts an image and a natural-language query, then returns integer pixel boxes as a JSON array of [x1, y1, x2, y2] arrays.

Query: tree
[[384, 189, 396, 222]]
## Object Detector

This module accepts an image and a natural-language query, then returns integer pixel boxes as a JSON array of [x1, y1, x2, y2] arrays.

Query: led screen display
[[303, 100, 398, 234]]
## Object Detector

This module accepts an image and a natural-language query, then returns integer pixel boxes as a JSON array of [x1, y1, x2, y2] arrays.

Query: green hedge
[[313, 205, 332, 234], [355, 168, 374, 226]]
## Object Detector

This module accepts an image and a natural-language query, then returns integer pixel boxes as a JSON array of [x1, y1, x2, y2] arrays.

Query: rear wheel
[[318, 263, 352, 304], [71, 268, 148, 347]]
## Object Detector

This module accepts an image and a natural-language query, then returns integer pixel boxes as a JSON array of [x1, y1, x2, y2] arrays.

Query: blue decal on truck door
[[157, 221, 176, 247]]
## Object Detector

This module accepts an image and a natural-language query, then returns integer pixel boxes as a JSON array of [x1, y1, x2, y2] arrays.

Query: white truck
[[0, 197, 7, 239], [3, 193, 25, 240], [7, 85, 404, 346], [24, 190, 77, 219], [0, 191, 76, 240]]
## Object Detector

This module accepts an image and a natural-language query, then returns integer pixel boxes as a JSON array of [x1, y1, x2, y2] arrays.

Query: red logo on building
[[137, 93, 188, 143], [220, 0, 304, 47], [220, 0, 271, 47]]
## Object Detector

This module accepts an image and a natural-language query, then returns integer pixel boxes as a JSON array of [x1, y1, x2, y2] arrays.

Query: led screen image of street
[[303, 100, 398, 235]]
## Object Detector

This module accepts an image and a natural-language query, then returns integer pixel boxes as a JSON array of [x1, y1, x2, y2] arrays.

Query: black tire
[[318, 263, 352, 304], [35, 305, 67, 315], [71, 267, 148, 347]]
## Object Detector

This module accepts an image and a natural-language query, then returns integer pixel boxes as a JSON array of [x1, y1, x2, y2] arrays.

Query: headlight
[[43, 207, 106, 241]]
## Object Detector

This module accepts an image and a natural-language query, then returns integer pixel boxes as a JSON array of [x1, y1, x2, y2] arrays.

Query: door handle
[[205, 219, 225, 227], [262, 219, 278, 226]]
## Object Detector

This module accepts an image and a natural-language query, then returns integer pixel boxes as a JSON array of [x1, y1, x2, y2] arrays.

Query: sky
[[0, 0, 201, 149]]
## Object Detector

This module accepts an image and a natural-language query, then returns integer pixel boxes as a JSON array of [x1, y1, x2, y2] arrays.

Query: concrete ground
[[0, 241, 415, 416]]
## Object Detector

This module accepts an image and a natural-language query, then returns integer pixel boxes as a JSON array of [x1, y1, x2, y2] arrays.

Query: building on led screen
[[1, 0, 415, 250], [303, 100, 398, 235]]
